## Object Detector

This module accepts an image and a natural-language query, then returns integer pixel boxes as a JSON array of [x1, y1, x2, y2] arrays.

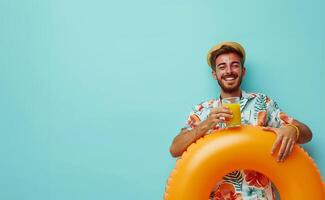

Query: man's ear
[[212, 70, 217, 80], [242, 67, 246, 76]]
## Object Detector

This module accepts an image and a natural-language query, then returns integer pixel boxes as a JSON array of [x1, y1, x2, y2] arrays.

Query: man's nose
[[225, 65, 232, 74]]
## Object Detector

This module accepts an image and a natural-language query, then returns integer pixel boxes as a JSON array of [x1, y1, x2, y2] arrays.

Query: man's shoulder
[[244, 91, 276, 106]]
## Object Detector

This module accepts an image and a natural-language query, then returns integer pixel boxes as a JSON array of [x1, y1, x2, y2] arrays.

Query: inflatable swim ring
[[164, 125, 325, 199]]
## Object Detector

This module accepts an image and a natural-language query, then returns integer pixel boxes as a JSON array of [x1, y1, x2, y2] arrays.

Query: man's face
[[212, 52, 246, 93]]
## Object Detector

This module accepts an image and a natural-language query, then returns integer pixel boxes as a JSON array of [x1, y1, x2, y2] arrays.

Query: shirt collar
[[241, 90, 255, 101]]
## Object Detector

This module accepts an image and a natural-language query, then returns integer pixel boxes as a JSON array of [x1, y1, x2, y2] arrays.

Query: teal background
[[1, 0, 324, 199]]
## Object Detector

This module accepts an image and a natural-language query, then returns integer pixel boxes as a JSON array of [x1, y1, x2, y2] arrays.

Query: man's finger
[[210, 113, 232, 121], [271, 135, 282, 155], [277, 137, 289, 162], [281, 139, 293, 161], [217, 113, 233, 120], [210, 107, 232, 115], [262, 127, 275, 132], [220, 107, 232, 114], [289, 140, 295, 154]]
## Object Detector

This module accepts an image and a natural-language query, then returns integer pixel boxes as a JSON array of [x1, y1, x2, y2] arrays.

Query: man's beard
[[217, 74, 243, 93]]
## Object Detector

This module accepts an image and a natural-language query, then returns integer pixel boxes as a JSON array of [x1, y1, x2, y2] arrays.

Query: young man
[[169, 41, 313, 199]]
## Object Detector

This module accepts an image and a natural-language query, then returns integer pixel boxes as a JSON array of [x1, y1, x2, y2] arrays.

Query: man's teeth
[[224, 77, 235, 81]]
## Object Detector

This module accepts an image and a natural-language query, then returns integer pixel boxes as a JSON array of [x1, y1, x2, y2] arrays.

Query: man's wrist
[[194, 122, 210, 138], [285, 124, 300, 141]]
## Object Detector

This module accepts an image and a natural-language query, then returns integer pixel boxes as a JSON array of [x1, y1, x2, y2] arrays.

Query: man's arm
[[170, 106, 232, 157], [291, 119, 312, 144], [170, 123, 211, 158], [263, 97, 313, 161], [264, 119, 313, 162]]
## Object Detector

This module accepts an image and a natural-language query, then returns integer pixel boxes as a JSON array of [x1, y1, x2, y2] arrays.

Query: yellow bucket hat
[[207, 41, 246, 67]]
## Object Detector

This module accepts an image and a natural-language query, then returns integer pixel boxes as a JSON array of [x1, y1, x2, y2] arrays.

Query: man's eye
[[218, 66, 225, 70], [233, 63, 241, 67]]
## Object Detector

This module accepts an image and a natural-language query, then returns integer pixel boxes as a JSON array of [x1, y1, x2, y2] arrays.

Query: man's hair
[[209, 45, 244, 70]]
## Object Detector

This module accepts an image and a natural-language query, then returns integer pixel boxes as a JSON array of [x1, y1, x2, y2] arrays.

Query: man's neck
[[220, 89, 242, 99]]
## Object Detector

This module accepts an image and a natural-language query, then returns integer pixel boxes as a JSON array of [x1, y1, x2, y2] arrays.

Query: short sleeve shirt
[[183, 91, 294, 200]]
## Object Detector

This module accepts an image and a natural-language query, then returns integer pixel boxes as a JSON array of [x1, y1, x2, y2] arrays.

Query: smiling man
[[169, 41, 313, 200]]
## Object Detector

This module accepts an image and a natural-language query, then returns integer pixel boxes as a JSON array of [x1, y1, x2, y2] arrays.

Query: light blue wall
[[0, 0, 324, 199]]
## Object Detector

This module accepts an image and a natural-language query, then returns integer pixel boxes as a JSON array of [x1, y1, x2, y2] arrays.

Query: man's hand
[[169, 106, 232, 157], [262, 126, 298, 162], [203, 106, 233, 130]]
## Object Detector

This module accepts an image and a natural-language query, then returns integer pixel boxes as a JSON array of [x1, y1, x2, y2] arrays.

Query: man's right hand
[[169, 106, 233, 157], [202, 106, 233, 130]]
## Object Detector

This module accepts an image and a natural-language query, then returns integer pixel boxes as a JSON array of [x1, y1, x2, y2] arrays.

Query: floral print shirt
[[183, 91, 294, 200]]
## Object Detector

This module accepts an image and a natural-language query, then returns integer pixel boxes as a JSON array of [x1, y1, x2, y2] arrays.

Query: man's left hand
[[262, 126, 298, 162]]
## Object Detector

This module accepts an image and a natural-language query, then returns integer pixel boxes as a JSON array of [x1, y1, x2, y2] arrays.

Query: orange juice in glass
[[222, 97, 241, 127]]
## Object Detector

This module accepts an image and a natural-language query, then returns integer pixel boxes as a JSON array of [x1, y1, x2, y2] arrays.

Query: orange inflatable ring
[[165, 125, 325, 200]]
